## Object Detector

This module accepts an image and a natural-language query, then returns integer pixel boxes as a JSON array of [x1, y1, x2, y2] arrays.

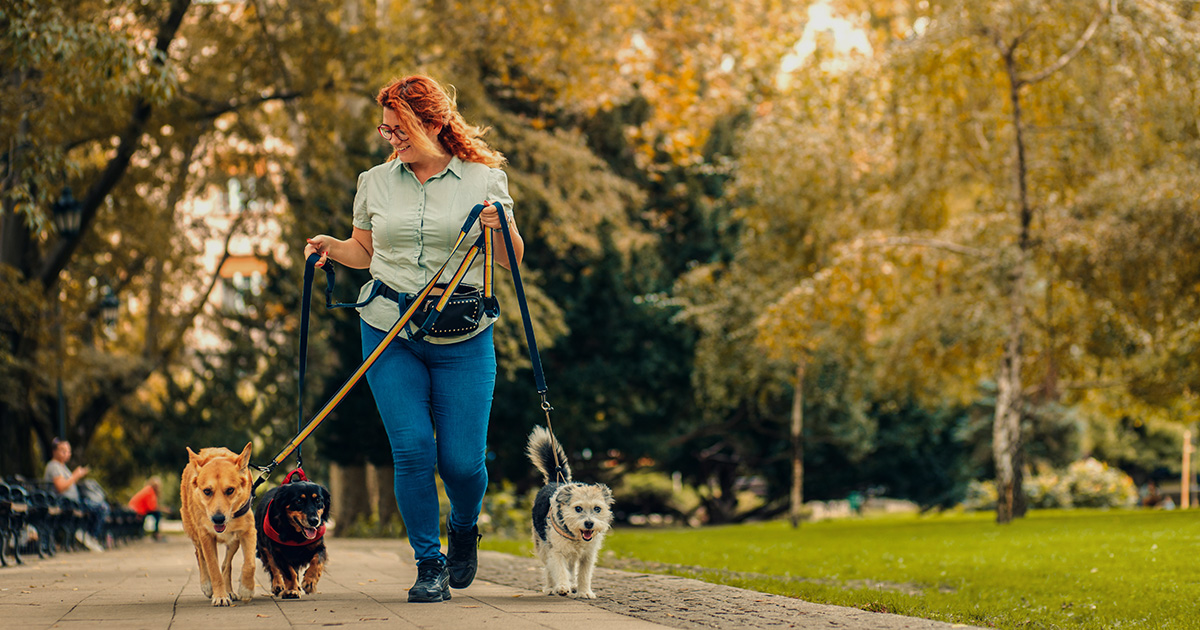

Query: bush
[[478, 480, 531, 539], [962, 458, 1138, 511], [962, 479, 998, 511], [611, 470, 701, 522], [1061, 458, 1137, 508]]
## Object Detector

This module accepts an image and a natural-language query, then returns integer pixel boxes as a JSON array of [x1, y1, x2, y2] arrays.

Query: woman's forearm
[[495, 227, 524, 270], [331, 239, 371, 268]]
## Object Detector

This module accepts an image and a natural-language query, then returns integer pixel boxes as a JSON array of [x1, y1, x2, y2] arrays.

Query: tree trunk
[[993, 325, 1023, 523], [986, 1, 1109, 525], [789, 359, 805, 528], [374, 464, 398, 523], [993, 44, 1035, 525], [330, 463, 371, 534]]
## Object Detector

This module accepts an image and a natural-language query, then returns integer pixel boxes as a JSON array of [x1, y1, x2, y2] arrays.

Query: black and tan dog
[[254, 478, 331, 599]]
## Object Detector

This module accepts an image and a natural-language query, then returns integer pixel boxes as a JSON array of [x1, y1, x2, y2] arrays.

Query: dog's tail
[[526, 425, 571, 484]]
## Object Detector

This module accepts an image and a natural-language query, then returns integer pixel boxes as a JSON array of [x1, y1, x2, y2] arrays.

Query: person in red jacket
[[128, 476, 163, 541]]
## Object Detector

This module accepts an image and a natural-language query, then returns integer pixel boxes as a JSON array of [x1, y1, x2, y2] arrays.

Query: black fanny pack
[[378, 282, 496, 338], [318, 214, 501, 342]]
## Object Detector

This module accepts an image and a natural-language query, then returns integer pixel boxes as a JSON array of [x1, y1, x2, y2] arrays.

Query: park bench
[[56, 496, 88, 552], [0, 483, 30, 566], [25, 488, 64, 558], [106, 504, 144, 545]]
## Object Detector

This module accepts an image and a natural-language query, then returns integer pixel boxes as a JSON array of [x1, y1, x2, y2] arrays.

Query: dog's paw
[[302, 579, 318, 594], [201, 581, 213, 598], [211, 594, 232, 607], [282, 588, 302, 599], [271, 583, 285, 596], [547, 585, 570, 596], [238, 584, 254, 602], [571, 589, 597, 599]]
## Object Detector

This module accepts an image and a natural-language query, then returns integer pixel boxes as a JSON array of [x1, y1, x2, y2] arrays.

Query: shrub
[[1061, 458, 1137, 508], [612, 470, 701, 522], [962, 458, 1137, 511], [962, 479, 998, 511], [478, 480, 531, 538]]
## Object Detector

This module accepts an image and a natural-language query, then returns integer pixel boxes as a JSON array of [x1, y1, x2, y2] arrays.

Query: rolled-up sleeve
[[488, 168, 515, 225], [352, 171, 372, 230]]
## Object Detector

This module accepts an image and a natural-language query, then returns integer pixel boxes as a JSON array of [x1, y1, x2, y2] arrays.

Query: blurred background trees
[[2, 0, 1198, 526]]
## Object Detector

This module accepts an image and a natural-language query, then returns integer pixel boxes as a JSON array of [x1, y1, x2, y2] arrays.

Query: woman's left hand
[[479, 201, 508, 230]]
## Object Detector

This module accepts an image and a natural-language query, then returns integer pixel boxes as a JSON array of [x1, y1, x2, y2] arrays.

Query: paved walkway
[[0, 536, 979, 629]]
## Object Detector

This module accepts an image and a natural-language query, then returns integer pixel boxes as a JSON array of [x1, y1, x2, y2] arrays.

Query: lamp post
[[51, 187, 83, 441], [52, 187, 83, 236], [100, 285, 120, 330]]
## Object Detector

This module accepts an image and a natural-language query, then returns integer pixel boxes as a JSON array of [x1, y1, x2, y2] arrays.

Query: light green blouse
[[351, 155, 514, 343]]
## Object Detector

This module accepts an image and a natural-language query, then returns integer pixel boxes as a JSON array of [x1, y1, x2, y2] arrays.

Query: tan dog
[[180, 443, 257, 606]]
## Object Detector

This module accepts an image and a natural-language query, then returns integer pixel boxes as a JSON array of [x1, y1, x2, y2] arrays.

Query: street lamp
[[52, 187, 83, 238], [51, 187, 82, 441], [100, 285, 119, 329]]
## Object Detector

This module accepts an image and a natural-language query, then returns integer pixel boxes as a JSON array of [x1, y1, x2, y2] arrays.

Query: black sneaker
[[446, 517, 481, 589], [408, 558, 450, 603]]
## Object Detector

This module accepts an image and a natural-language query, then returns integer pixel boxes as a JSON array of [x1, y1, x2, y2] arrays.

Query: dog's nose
[[307, 516, 321, 527], [584, 521, 593, 529], [211, 513, 226, 525]]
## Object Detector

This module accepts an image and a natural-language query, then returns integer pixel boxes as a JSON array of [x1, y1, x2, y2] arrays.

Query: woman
[[304, 75, 523, 603]]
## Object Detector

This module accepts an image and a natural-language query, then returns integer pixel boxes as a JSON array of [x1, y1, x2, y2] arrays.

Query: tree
[[750, 0, 1200, 522], [0, 0, 355, 476], [1, 0, 195, 474]]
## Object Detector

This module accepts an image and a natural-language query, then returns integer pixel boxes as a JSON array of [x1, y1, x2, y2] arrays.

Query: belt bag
[[319, 213, 501, 341], [409, 283, 488, 337]]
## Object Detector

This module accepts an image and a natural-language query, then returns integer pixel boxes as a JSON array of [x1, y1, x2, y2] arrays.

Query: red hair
[[375, 75, 505, 168]]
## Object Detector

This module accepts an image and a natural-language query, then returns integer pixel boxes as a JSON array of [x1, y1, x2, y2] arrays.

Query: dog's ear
[[554, 485, 574, 507], [598, 484, 615, 506], [187, 447, 199, 466], [320, 486, 332, 522], [237, 442, 253, 469]]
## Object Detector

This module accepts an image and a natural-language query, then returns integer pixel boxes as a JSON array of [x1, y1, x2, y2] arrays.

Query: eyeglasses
[[377, 124, 409, 141]]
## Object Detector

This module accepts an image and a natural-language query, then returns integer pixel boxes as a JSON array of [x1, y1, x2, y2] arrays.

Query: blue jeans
[[361, 320, 495, 562]]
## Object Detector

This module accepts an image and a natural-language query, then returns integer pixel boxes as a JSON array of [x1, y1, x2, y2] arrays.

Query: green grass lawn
[[481, 509, 1200, 629]]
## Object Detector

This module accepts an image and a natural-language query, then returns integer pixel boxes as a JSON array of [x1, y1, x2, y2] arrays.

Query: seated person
[[44, 439, 109, 551], [128, 476, 164, 541]]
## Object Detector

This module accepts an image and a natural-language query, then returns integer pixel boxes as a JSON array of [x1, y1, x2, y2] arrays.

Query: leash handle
[[298, 253, 325, 468], [496, 203, 548, 397], [494, 206, 564, 481], [283, 468, 308, 484]]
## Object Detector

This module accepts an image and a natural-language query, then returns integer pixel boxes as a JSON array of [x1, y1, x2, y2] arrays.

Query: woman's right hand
[[305, 235, 336, 268]]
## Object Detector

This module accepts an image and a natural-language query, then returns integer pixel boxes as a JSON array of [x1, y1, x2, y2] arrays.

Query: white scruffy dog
[[526, 426, 614, 599]]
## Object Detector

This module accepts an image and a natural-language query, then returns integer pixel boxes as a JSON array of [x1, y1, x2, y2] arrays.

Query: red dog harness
[[263, 468, 326, 546]]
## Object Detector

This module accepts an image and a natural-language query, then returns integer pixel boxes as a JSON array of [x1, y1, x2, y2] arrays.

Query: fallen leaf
[[256, 614, 270, 618]]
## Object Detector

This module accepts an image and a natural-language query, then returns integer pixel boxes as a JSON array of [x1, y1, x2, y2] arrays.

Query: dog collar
[[262, 498, 325, 546], [232, 498, 252, 519], [550, 512, 580, 542]]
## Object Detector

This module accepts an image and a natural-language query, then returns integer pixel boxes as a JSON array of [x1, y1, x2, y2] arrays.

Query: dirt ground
[[477, 551, 982, 630]]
